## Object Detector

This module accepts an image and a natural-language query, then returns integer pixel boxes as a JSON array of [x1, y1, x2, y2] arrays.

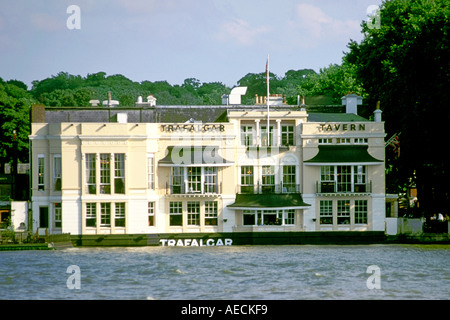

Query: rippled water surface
[[0, 244, 449, 299]]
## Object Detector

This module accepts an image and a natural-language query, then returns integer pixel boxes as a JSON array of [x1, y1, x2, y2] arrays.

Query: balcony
[[238, 183, 300, 194], [166, 182, 222, 196], [316, 181, 372, 195]]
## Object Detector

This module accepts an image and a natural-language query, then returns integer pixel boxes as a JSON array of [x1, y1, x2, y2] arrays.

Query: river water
[[0, 244, 449, 300]]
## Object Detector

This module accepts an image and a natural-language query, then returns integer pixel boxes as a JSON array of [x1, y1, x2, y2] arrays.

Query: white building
[[28, 94, 386, 245]]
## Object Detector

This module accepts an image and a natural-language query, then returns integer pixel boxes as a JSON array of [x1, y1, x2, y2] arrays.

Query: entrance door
[[39, 207, 49, 228]]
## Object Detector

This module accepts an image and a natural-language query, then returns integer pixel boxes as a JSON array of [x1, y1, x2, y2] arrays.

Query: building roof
[[34, 104, 370, 124], [304, 145, 383, 165], [227, 193, 311, 209], [307, 112, 369, 122]]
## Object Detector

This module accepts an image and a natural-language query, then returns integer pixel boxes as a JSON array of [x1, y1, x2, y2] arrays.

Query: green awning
[[304, 145, 383, 165], [159, 146, 233, 167], [228, 193, 311, 210]]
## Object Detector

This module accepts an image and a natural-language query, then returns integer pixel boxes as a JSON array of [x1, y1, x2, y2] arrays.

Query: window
[[336, 166, 352, 192], [240, 125, 254, 146], [205, 201, 218, 225], [54, 203, 62, 228], [187, 167, 201, 193], [281, 125, 294, 146], [337, 200, 350, 224], [240, 166, 254, 193], [86, 203, 96, 227], [284, 209, 295, 225], [320, 200, 333, 224], [320, 166, 335, 193], [282, 165, 296, 193], [100, 203, 111, 227], [320, 165, 368, 193], [38, 155, 45, 191], [261, 125, 274, 147], [262, 210, 281, 225], [354, 165, 367, 192], [204, 167, 218, 193], [261, 166, 275, 193], [115, 203, 125, 227], [355, 200, 368, 224], [169, 201, 183, 226], [85, 154, 96, 194], [100, 154, 111, 194], [53, 155, 61, 191], [319, 138, 332, 144], [336, 138, 351, 144], [187, 201, 200, 226], [147, 154, 154, 189], [354, 138, 368, 144], [243, 210, 256, 225], [148, 202, 155, 226], [243, 209, 287, 226], [171, 167, 184, 194], [114, 154, 125, 194]]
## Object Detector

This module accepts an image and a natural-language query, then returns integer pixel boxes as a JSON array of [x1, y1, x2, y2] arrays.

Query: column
[[255, 119, 260, 147], [276, 119, 281, 147]]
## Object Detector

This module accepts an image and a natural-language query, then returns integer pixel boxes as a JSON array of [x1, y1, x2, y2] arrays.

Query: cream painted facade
[[29, 98, 386, 237]]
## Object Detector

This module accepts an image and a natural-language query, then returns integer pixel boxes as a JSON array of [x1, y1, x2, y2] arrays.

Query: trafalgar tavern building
[[28, 90, 387, 245]]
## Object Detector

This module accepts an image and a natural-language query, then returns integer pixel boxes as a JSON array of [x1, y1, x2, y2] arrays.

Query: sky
[[0, 0, 383, 88]]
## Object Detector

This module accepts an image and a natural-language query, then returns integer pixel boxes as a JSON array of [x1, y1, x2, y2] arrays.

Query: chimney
[[89, 100, 100, 107], [374, 101, 382, 122], [31, 104, 45, 123], [342, 94, 362, 115]]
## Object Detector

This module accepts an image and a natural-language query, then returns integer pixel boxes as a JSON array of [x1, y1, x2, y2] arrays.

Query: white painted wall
[[302, 195, 316, 231], [372, 195, 386, 231], [11, 201, 28, 231]]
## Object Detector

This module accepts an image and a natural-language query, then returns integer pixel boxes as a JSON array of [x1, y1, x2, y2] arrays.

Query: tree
[[0, 83, 34, 164], [237, 72, 280, 104], [295, 63, 365, 104], [344, 0, 450, 215]]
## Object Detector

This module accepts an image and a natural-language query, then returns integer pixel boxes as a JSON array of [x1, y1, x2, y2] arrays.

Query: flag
[[391, 135, 400, 159], [386, 133, 401, 159]]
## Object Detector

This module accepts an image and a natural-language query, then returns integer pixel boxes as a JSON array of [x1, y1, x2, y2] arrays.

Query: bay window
[[319, 165, 369, 193], [242, 209, 296, 226], [170, 167, 218, 194]]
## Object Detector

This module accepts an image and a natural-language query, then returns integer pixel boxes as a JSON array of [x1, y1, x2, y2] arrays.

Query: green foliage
[[344, 0, 450, 213], [295, 63, 365, 104], [0, 61, 364, 164], [0, 82, 34, 164]]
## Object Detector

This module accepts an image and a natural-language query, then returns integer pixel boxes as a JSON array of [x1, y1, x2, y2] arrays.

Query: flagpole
[[266, 54, 270, 146]]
